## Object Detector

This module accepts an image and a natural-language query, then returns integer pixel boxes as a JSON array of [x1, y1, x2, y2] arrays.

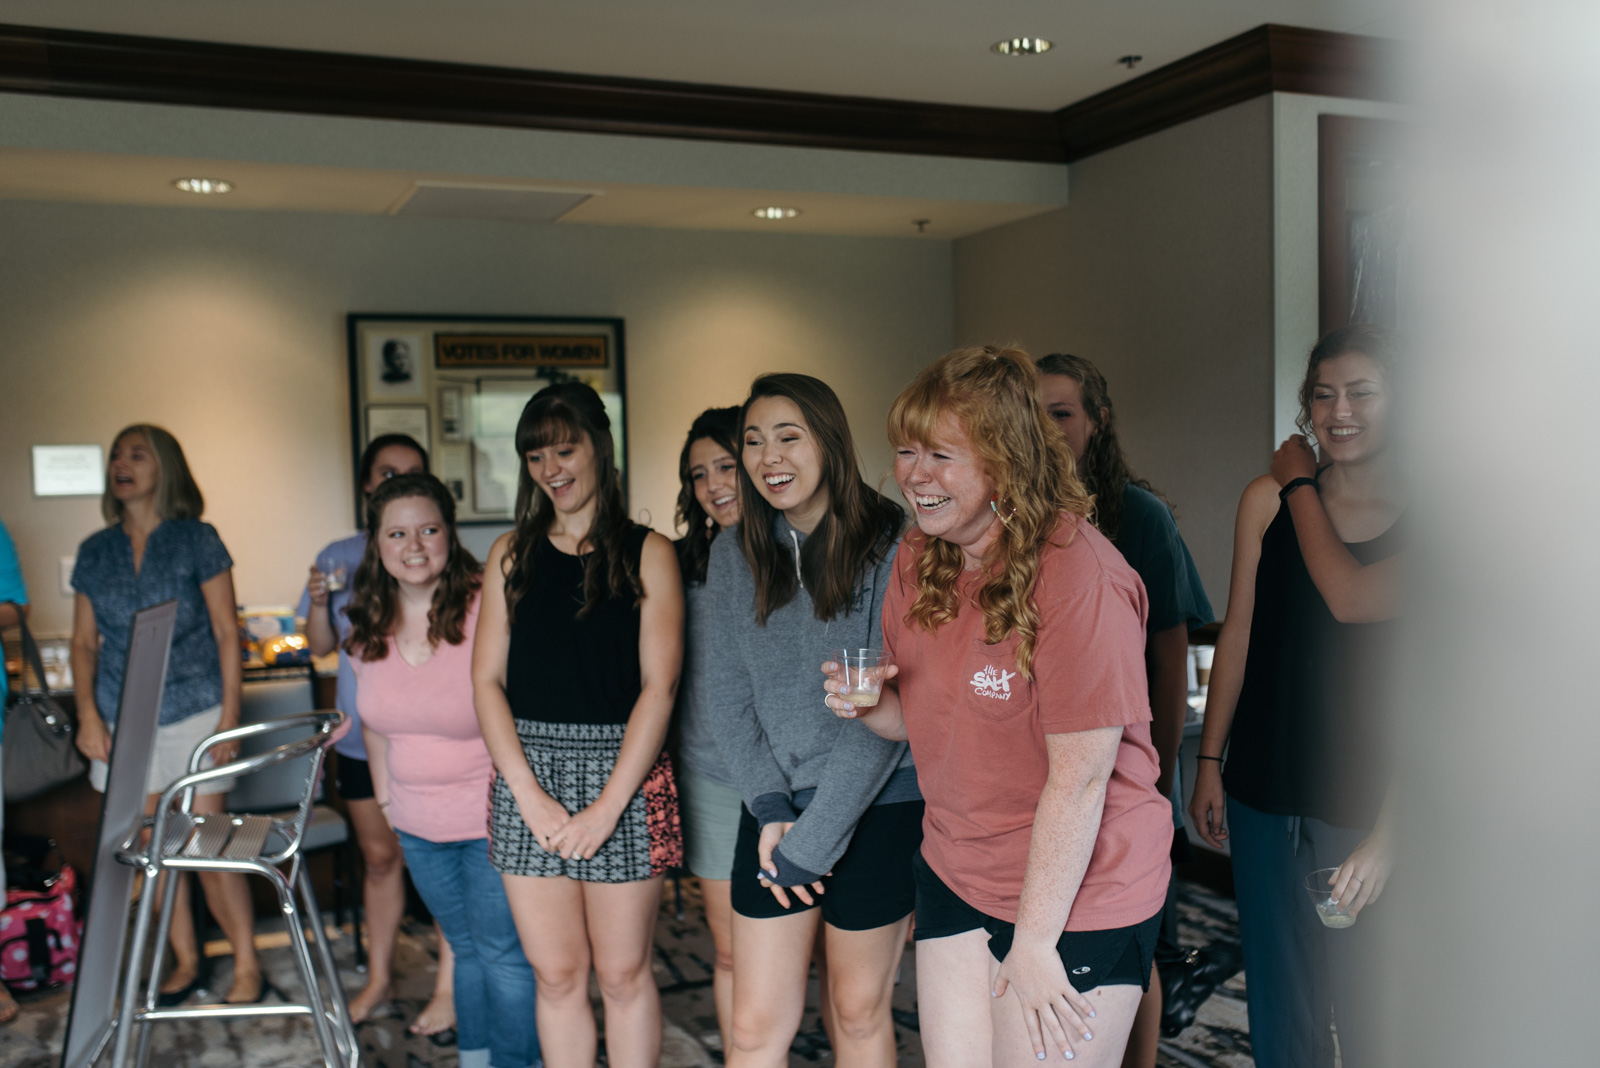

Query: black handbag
[[3, 609, 87, 802]]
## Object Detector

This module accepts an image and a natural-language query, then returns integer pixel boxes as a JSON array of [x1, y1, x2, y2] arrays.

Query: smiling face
[[108, 432, 159, 506], [362, 444, 427, 496], [1310, 352, 1390, 464], [688, 436, 741, 531], [375, 495, 450, 591], [526, 430, 598, 514], [743, 395, 829, 533], [894, 411, 1000, 564], [1039, 373, 1101, 461]]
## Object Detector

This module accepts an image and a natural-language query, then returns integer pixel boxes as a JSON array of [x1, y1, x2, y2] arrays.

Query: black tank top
[[1223, 496, 1401, 828], [505, 526, 649, 726]]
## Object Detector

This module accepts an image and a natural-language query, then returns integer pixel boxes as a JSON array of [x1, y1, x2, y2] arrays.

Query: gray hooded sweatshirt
[[702, 512, 919, 885]]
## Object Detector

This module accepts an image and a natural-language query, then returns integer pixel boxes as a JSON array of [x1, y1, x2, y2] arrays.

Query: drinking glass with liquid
[[1305, 867, 1357, 928], [833, 648, 888, 708], [318, 554, 348, 593]]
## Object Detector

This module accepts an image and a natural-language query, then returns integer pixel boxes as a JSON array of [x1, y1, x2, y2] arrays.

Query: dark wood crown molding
[[1056, 24, 1404, 162], [0, 22, 1400, 165], [0, 23, 1067, 162]]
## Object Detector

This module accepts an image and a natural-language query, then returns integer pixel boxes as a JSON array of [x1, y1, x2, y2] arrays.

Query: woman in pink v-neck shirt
[[353, 595, 493, 840], [346, 474, 539, 1068]]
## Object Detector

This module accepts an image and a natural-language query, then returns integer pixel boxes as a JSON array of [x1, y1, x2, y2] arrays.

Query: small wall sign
[[32, 444, 104, 497]]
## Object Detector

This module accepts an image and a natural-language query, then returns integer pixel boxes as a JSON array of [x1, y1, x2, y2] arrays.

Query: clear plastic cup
[[319, 554, 348, 593], [1305, 867, 1356, 928], [833, 648, 887, 708]]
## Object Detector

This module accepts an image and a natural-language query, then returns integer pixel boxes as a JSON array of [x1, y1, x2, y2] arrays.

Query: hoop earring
[[990, 496, 1016, 524]]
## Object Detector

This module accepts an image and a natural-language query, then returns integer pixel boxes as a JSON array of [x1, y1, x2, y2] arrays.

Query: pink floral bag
[[0, 864, 81, 992]]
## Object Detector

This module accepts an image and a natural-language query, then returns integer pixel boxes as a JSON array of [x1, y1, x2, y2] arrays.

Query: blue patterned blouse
[[72, 519, 233, 727]]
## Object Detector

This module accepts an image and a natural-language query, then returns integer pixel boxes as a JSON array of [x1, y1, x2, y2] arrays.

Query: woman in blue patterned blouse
[[68, 424, 262, 1007]]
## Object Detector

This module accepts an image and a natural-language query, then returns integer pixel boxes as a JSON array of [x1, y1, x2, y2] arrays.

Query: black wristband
[[1279, 477, 1318, 502], [1196, 755, 1225, 763]]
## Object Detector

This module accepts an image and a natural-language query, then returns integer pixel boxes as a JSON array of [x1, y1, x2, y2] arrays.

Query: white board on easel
[[59, 600, 178, 1068]]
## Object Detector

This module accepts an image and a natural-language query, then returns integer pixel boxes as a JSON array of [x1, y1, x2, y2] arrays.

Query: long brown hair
[[737, 374, 903, 624], [1296, 323, 1402, 437], [1035, 353, 1165, 542], [101, 424, 205, 524], [889, 346, 1091, 678], [675, 406, 742, 586], [343, 473, 482, 661], [503, 382, 641, 620]]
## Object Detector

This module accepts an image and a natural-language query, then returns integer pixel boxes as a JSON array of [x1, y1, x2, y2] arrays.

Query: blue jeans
[[1227, 798, 1382, 1068], [396, 832, 540, 1068]]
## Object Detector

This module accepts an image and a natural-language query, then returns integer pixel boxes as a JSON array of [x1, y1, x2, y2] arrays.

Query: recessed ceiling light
[[752, 206, 800, 220], [173, 177, 233, 194], [992, 37, 1053, 57]]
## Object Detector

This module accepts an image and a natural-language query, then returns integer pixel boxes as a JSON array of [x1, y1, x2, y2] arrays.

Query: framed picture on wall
[[1319, 116, 1408, 335], [347, 314, 627, 525]]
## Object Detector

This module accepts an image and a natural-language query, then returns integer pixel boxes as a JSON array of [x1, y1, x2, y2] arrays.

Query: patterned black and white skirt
[[489, 718, 682, 883]]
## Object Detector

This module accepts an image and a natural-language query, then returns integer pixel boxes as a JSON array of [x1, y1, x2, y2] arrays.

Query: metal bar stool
[[108, 711, 361, 1068]]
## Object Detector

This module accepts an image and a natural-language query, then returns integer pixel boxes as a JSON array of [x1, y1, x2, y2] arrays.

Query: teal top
[[0, 519, 29, 741]]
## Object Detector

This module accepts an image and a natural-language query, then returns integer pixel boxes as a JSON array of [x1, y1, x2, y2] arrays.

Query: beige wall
[[0, 201, 952, 633], [952, 97, 1276, 614]]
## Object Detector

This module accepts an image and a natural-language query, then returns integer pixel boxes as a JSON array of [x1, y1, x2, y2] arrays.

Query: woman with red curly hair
[[825, 347, 1171, 1067]]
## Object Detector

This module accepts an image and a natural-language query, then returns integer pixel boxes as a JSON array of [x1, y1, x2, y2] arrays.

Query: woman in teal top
[[69, 425, 262, 1007], [1037, 355, 1215, 1068]]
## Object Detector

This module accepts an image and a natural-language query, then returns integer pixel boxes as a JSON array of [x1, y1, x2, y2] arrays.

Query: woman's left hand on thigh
[[755, 822, 827, 908], [993, 938, 1098, 1061], [547, 802, 620, 861]]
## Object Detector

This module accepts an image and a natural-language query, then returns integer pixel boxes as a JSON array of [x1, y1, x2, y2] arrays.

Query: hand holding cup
[[822, 648, 896, 719]]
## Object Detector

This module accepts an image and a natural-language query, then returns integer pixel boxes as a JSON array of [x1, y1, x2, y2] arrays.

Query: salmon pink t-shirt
[[882, 517, 1172, 931], [350, 596, 494, 843]]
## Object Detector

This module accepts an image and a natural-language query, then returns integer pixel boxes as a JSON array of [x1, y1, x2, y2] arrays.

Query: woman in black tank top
[[1187, 325, 1405, 1068], [471, 383, 684, 1068]]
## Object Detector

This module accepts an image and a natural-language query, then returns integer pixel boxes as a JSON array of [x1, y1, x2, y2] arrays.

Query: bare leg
[[411, 924, 457, 1035], [585, 877, 666, 1068], [190, 792, 262, 1003], [345, 798, 404, 1022], [813, 922, 835, 1043], [160, 870, 202, 995], [822, 917, 910, 1068], [916, 929, 994, 1068], [0, 983, 17, 1024], [727, 907, 818, 1068], [503, 874, 595, 1068], [1120, 965, 1162, 1068], [700, 878, 735, 1054], [137, 790, 201, 997]]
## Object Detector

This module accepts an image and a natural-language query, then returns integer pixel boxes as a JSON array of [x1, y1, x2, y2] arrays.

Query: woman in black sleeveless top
[[472, 383, 684, 1068], [1187, 325, 1404, 1068]]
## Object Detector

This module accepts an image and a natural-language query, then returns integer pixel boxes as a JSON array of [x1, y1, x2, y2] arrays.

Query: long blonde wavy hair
[[887, 346, 1093, 678]]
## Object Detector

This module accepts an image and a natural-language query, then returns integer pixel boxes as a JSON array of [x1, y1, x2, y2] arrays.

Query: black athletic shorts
[[911, 848, 1160, 993], [333, 753, 376, 802], [731, 799, 922, 931]]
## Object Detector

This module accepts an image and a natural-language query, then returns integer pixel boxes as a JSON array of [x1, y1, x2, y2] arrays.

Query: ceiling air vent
[[392, 182, 594, 222]]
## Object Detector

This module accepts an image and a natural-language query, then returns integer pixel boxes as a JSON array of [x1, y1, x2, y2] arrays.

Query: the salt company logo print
[[971, 664, 1017, 700]]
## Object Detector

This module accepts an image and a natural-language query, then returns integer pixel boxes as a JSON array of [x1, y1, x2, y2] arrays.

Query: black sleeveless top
[[1223, 496, 1401, 828], [505, 526, 649, 726]]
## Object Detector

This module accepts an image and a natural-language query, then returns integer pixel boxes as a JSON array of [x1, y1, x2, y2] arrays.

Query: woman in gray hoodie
[[703, 372, 920, 1068]]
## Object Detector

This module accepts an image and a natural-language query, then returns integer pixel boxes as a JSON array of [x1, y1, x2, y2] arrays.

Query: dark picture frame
[[1318, 115, 1408, 335]]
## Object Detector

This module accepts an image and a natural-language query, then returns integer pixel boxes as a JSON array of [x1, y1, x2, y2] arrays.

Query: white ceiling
[[0, 147, 1062, 237], [3, 0, 1405, 111]]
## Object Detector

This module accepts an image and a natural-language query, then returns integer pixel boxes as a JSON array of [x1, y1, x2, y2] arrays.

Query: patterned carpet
[[0, 877, 1251, 1067]]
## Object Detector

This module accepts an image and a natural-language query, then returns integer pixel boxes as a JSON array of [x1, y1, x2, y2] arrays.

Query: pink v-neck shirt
[[351, 595, 494, 842]]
